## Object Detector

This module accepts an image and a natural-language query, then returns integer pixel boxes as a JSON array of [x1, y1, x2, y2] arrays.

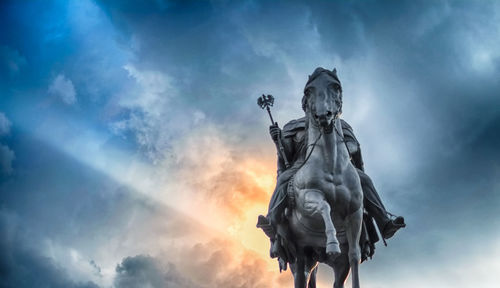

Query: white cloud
[[0, 112, 11, 136], [48, 74, 77, 105], [111, 64, 176, 161], [111, 64, 210, 162], [122, 64, 173, 115]]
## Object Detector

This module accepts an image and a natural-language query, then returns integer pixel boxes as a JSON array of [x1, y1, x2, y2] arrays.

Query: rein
[[296, 113, 345, 172]]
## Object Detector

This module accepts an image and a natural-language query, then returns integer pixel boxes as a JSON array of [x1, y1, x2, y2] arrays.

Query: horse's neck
[[306, 115, 349, 173]]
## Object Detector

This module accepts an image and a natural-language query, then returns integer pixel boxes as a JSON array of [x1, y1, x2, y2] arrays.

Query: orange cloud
[[159, 238, 294, 288], [153, 123, 281, 266]]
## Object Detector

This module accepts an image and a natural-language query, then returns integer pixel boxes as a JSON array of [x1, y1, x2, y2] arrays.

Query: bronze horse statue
[[286, 69, 363, 288]]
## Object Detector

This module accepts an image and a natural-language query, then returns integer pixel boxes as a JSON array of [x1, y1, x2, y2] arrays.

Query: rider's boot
[[270, 238, 280, 258], [257, 215, 280, 258], [358, 169, 406, 239], [368, 206, 406, 239], [381, 216, 405, 239]]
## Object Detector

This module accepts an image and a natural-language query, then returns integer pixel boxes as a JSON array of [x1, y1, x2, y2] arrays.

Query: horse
[[287, 68, 364, 288]]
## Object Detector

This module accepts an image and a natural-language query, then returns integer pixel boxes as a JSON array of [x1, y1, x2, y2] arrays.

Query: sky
[[0, 0, 499, 287]]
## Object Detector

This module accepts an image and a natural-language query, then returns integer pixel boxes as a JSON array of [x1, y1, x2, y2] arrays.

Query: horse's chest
[[294, 163, 340, 191], [295, 160, 354, 202]]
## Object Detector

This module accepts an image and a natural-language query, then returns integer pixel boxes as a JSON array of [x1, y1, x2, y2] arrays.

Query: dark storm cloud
[[0, 211, 100, 288], [0, 113, 14, 176], [96, 0, 315, 121], [114, 255, 195, 288], [114, 239, 292, 288], [0, 130, 208, 286], [0, 144, 14, 176]]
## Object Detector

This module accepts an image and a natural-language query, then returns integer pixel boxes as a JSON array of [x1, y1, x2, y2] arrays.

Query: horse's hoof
[[326, 242, 341, 259]]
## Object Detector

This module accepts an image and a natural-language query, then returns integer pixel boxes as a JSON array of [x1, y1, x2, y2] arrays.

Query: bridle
[[296, 105, 345, 173]]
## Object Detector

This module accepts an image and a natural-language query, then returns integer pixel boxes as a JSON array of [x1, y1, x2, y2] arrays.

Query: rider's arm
[[277, 152, 286, 176], [270, 124, 295, 176], [351, 147, 365, 172], [270, 124, 285, 176], [341, 120, 365, 172]]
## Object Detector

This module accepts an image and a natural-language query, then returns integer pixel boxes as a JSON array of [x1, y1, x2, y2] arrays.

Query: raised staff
[[257, 94, 290, 168]]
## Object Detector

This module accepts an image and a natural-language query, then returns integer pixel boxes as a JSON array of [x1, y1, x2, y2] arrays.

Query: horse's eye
[[333, 84, 341, 91]]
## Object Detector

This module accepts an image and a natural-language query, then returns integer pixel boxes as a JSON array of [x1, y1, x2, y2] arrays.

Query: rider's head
[[302, 67, 342, 113]]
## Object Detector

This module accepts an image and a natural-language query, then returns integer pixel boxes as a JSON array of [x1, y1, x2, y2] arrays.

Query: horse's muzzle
[[315, 114, 332, 130]]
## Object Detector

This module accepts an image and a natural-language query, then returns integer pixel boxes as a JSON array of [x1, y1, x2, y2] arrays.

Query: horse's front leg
[[303, 190, 340, 258]]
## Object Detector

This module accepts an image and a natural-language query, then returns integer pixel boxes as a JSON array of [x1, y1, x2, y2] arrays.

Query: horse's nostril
[[327, 111, 332, 117]]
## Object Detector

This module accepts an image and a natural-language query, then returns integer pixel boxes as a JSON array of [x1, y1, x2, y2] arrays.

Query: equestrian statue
[[257, 67, 405, 288]]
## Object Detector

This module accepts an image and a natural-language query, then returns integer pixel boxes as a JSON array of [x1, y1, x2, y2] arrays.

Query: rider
[[257, 68, 405, 259]]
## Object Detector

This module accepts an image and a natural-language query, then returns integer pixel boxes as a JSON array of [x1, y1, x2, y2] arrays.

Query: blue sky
[[1, 1, 499, 287]]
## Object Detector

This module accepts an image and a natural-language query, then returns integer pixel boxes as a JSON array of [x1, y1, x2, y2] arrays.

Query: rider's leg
[[358, 169, 389, 229], [257, 181, 288, 258], [357, 169, 405, 239]]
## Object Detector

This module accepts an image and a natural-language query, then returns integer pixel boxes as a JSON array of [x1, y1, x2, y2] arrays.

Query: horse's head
[[302, 67, 343, 133]]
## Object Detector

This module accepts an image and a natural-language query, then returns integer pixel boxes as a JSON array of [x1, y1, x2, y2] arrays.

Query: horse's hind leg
[[345, 208, 363, 288], [305, 257, 318, 288], [304, 190, 340, 257], [332, 245, 350, 288], [308, 265, 318, 288], [291, 256, 307, 288]]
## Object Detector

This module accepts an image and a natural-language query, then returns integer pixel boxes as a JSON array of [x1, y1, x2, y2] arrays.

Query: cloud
[[165, 123, 273, 221], [114, 239, 292, 288], [0, 45, 27, 76], [1, 1, 500, 287], [48, 74, 77, 105], [0, 210, 100, 288], [0, 134, 218, 286], [114, 255, 196, 288], [110, 64, 219, 163], [109, 64, 180, 161], [0, 144, 15, 175], [0, 113, 14, 175], [0, 112, 11, 136]]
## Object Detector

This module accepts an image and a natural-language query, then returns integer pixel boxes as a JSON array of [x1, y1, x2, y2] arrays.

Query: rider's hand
[[269, 123, 281, 143]]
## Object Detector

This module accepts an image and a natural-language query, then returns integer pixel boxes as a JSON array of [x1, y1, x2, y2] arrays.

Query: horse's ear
[[332, 68, 337, 75]]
